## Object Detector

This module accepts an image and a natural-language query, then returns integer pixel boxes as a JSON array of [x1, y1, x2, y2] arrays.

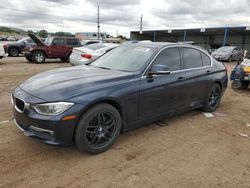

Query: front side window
[[152, 47, 181, 71], [182, 47, 203, 69]]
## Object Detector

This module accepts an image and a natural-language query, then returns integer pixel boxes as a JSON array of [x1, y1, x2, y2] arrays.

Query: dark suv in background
[[24, 34, 81, 63], [5, 37, 41, 57]]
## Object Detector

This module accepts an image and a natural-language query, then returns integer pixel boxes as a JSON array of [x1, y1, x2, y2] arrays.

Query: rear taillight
[[3, 44, 7, 50], [81, 54, 92, 59]]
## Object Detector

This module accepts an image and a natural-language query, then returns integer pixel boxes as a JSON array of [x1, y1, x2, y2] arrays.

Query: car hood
[[19, 65, 134, 101], [212, 51, 231, 56], [28, 33, 45, 46]]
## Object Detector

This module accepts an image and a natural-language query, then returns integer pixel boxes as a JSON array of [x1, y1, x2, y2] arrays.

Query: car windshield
[[90, 46, 155, 72], [217, 47, 234, 52], [44, 37, 53, 45]]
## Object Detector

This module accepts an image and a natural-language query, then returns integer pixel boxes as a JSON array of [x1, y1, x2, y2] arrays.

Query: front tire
[[202, 83, 222, 112], [75, 103, 121, 154], [32, 51, 46, 64]]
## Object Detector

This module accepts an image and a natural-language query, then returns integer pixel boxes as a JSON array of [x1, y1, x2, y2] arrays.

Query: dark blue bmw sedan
[[12, 43, 228, 154]]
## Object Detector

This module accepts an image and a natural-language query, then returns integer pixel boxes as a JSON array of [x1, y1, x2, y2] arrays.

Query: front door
[[50, 38, 67, 57], [139, 47, 187, 119]]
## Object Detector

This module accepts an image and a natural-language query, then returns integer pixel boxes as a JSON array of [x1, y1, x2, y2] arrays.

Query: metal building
[[75, 32, 107, 40], [130, 26, 250, 51]]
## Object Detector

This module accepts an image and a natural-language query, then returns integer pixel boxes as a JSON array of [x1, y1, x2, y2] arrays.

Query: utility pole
[[97, 5, 100, 40], [140, 14, 143, 34]]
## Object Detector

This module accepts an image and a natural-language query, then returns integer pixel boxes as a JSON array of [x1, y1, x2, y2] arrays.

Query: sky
[[0, 0, 250, 37]]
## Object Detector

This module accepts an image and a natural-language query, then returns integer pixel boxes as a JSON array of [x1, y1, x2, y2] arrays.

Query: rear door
[[180, 47, 213, 107], [139, 47, 188, 119]]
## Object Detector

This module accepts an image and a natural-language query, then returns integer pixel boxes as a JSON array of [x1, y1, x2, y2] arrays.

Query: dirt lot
[[0, 57, 250, 188]]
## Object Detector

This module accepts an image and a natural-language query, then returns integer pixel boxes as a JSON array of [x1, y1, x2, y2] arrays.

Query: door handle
[[177, 76, 185, 80], [207, 70, 211, 74]]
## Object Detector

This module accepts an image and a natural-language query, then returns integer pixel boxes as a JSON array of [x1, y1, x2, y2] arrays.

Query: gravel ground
[[0, 57, 250, 188]]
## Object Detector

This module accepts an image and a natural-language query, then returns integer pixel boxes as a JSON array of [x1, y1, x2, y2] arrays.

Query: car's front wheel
[[32, 51, 46, 64], [75, 103, 121, 154], [202, 83, 222, 112]]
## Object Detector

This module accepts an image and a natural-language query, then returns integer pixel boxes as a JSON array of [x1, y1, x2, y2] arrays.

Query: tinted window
[[201, 53, 211, 66], [66, 38, 78, 45], [152, 48, 181, 71], [182, 48, 202, 69], [53, 38, 64, 45]]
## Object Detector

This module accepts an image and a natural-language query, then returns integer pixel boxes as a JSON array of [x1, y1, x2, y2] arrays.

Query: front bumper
[[12, 87, 84, 146]]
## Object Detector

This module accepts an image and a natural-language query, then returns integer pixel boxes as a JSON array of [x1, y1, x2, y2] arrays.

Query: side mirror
[[148, 64, 171, 76]]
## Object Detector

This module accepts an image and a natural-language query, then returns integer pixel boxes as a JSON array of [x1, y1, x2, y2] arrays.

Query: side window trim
[[142, 45, 213, 77]]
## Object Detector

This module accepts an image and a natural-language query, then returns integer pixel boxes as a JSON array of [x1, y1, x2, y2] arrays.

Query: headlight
[[33, 102, 74, 116]]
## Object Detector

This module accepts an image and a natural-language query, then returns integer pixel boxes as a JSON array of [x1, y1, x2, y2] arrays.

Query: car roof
[[123, 42, 201, 49]]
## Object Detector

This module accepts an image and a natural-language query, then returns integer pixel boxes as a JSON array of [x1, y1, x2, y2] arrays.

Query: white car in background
[[69, 43, 119, 66], [0, 43, 8, 59]]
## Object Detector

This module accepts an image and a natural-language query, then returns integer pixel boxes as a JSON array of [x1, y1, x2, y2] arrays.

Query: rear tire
[[32, 51, 46, 64], [9, 48, 19, 57], [202, 83, 222, 112], [75, 103, 121, 154], [60, 57, 68, 62]]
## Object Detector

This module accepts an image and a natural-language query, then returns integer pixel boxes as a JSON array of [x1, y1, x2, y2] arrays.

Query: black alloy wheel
[[75, 103, 121, 154], [202, 83, 222, 112]]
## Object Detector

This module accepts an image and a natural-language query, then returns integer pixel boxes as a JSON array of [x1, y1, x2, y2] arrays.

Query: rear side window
[[152, 47, 181, 71], [181, 47, 202, 69], [53, 38, 64, 45], [66, 38, 79, 45], [201, 52, 211, 66]]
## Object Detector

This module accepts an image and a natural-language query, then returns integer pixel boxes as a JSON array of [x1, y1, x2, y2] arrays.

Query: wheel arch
[[72, 98, 124, 142], [32, 50, 48, 58], [214, 80, 223, 90]]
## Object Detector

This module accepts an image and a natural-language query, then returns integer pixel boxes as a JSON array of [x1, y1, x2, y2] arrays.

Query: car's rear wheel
[[75, 103, 121, 154], [9, 48, 19, 57], [32, 51, 46, 64], [60, 57, 68, 62], [202, 83, 222, 112]]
